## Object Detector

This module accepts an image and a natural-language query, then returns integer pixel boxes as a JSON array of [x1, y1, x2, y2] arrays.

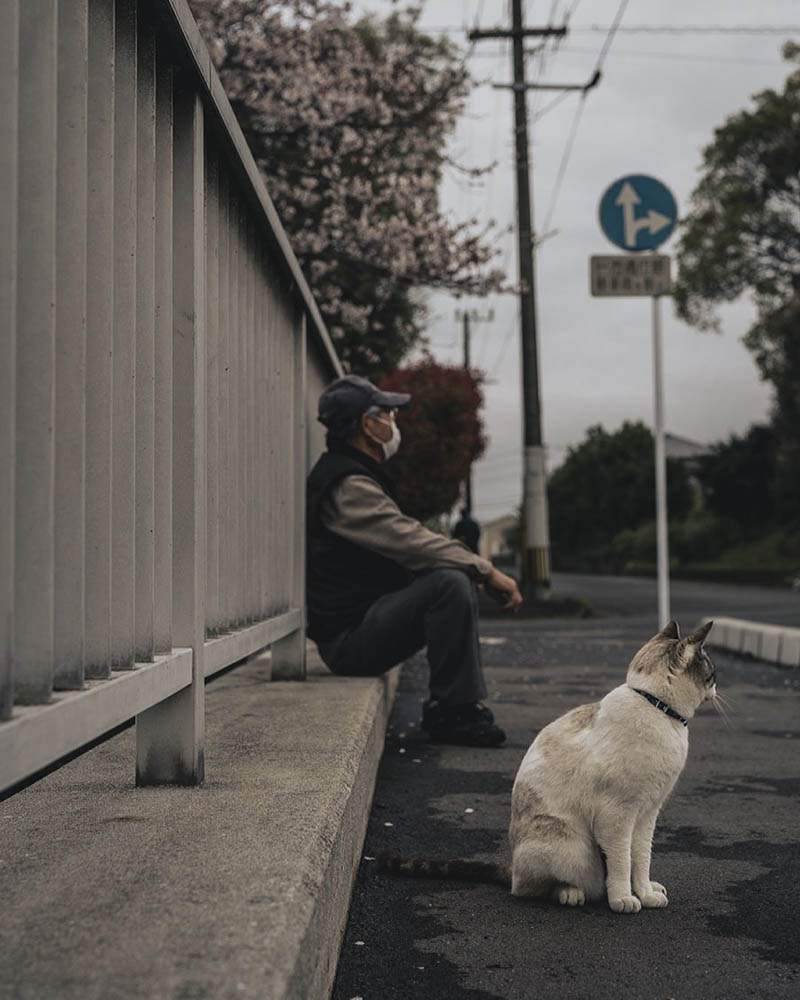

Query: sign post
[[594, 174, 678, 628], [651, 295, 669, 629]]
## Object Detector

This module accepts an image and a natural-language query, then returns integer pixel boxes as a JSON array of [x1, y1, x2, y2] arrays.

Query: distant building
[[665, 433, 711, 463], [478, 513, 518, 562], [665, 433, 711, 501]]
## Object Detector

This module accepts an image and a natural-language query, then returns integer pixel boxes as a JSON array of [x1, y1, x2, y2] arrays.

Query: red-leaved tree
[[379, 359, 486, 521]]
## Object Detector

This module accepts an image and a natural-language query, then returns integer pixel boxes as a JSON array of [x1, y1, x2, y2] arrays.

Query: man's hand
[[485, 566, 523, 613]]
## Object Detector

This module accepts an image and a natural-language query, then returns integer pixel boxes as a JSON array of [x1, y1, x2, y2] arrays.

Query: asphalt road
[[333, 576, 800, 1000], [551, 571, 800, 628]]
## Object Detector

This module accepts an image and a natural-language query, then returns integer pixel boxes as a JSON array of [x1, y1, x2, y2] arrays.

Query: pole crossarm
[[492, 70, 601, 93], [468, 26, 567, 41]]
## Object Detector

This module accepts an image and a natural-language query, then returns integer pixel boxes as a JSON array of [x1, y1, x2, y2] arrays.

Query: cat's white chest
[[591, 688, 688, 798]]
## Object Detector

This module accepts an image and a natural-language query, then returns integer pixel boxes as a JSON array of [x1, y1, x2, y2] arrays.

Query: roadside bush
[[669, 511, 739, 565]]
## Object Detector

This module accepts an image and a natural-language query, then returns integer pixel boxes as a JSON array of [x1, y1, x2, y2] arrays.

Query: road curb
[[283, 659, 401, 1000], [703, 616, 800, 668]]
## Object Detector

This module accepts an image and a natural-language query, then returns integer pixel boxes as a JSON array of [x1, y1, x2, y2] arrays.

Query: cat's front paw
[[638, 890, 668, 908], [608, 894, 642, 914], [633, 881, 668, 907]]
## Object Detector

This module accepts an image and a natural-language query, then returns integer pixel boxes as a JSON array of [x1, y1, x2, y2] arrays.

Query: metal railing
[[0, 0, 342, 793]]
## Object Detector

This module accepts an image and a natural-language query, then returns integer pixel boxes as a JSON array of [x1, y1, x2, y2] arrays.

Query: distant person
[[452, 507, 480, 555], [306, 375, 522, 747]]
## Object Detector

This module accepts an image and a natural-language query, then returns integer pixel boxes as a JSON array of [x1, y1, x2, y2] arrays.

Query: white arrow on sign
[[615, 181, 672, 248]]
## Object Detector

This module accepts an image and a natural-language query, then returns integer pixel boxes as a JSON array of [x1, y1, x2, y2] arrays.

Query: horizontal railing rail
[[0, 0, 341, 795]]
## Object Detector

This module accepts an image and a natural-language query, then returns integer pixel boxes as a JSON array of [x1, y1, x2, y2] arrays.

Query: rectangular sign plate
[[590, 254, 671, 297]]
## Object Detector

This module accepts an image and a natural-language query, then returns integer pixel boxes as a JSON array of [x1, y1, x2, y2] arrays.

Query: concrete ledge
[[703, 616, 800, 668], [0, 649, 400, 1000]]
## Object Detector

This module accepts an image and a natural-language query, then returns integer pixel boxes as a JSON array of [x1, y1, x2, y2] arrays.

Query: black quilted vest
[[306, 445, 413, 641]]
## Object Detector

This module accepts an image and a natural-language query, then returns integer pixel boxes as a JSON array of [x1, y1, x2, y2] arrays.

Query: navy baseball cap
[[317, 374, 411, 427]]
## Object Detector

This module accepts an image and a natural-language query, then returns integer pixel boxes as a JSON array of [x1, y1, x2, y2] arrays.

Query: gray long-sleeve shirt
[[321, 475, 492, 581]]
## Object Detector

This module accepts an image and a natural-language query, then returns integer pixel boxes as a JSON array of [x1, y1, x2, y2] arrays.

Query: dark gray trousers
[[317, 568, 487, 706]]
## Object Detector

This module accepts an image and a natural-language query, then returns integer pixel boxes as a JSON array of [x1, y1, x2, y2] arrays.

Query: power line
[[540, 0, 630, 238], [540, 98, 587, 238], [593, 0, 632, 68], [488, 315, 517, 375], [532, 89, 573, 120], [468, 47, 783, 64], [564, 0, 584, 20], [570, 24, 800, 34], [539, 44, 783, 66], [422, 23, 800, 36]]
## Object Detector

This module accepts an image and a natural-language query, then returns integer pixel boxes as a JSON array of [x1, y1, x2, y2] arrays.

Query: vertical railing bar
[[217, 163, 231, 632], [267, 255, 276, 614], [54, 0, 88, 692], [111, 0, 137, 671], [263, 262, 278, 617], [267, 262, 277, 617], [280, 291, 291, 611], [286, 295, 295, 610], [84, 0, 114, 680], [240, 212, 249, 625], [153, 41, 173, 654], [294, 307, 308, 624], [14, 0, 58, 704], [237, 202, 248, 624], [278, 281, 287, 609], [136, 78, 205, 786], [271, 297, 307, 680], [267, 268, 278, 618], [134, 9, 156, 663], [228, 190, 241, 627], [245, 215, 256, 621], [274, 284, 283, 613], [205, 143, 220, 636], [0, 0, 19, 718], [255, 235, 267, 620]]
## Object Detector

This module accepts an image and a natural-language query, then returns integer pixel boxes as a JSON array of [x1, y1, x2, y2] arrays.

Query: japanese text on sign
[[590, 255, 671, 297]]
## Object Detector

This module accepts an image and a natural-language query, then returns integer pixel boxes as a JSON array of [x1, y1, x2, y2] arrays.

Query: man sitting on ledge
[[306, 374, 522, 747]]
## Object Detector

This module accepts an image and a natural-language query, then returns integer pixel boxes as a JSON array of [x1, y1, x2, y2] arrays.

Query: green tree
[[674, 42, 800, 526], [698, 424, 777, 531], [547, 422, 693, 568], [378, 359, 486, 522], [189, 0, 504, 376]]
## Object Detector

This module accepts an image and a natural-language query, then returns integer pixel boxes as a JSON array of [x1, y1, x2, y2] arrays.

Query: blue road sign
[[599, 174, 677, 252]]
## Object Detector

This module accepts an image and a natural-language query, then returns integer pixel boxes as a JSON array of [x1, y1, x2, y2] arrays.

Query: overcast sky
[[352, 0, 798, 523]]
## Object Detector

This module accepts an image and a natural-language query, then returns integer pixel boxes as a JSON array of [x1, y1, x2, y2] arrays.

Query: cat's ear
[[685, 620, 713, 646], [658, 620, 680, 640], [674, 620, 713, 669]]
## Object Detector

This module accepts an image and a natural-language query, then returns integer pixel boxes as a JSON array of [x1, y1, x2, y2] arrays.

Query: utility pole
[[469, 8, 565, 597], [455, 307, 493, 514], [463, 308, 474, 513], [469, 8, 598, 597], [510, 0, 549, 596]]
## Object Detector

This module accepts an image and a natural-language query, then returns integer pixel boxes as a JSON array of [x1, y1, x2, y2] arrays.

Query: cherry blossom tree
[[189, 0, 505, 375]]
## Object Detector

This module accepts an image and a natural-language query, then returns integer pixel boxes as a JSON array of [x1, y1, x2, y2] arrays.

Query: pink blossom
[[189, 0, 507, 374]]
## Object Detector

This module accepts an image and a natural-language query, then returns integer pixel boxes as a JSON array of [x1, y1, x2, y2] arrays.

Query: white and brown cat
[[381, 620, 717, 914]]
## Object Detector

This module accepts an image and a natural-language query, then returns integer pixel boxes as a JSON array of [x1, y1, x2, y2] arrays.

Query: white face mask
[[365, 415, 401, 460], [381, 421, 402, 460]]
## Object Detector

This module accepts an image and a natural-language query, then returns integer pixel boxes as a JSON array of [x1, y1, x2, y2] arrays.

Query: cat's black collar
[[633, 688, 688, 727]]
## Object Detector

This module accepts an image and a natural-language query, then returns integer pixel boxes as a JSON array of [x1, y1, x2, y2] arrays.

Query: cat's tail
[[378, 851, 511, 888]]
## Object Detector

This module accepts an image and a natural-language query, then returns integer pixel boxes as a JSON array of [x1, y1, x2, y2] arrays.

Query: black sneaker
[[421, 700, 506, 748], [421, 698, 494, 726]]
